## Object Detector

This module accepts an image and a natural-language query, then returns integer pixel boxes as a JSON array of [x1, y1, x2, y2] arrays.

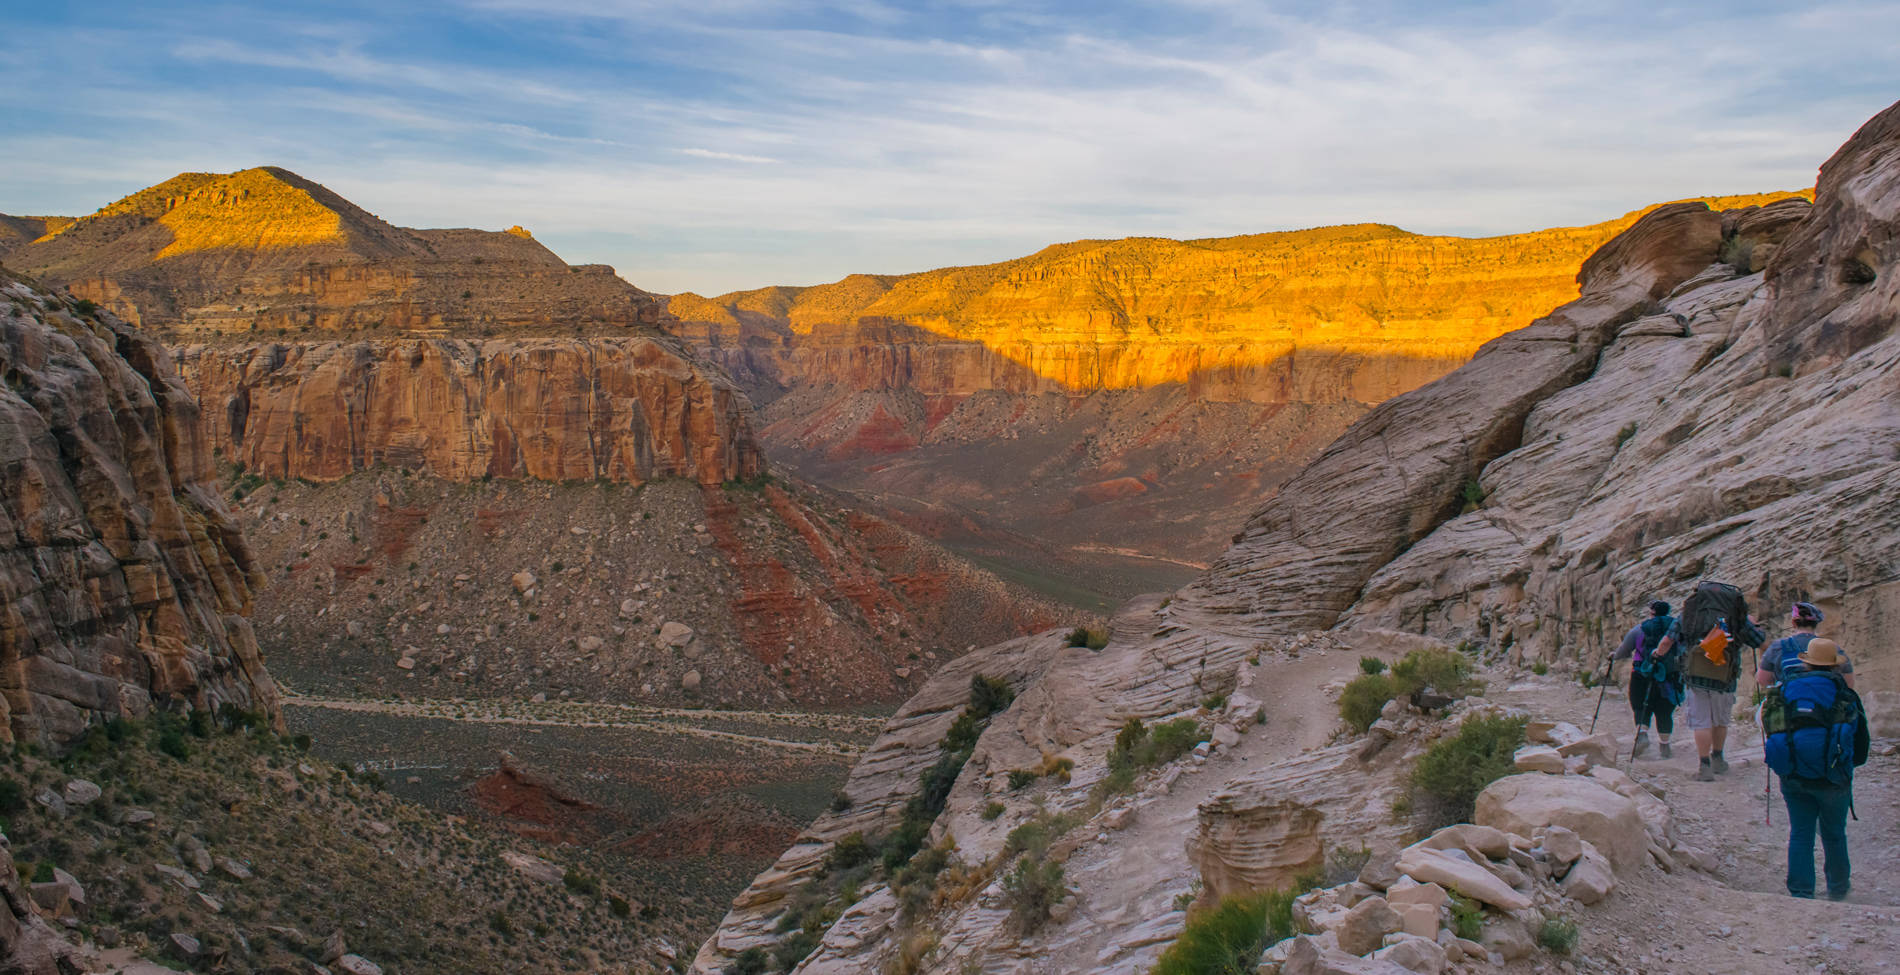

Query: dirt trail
[[285, 692, 878, 756], [1496, 674, 1900, 975]]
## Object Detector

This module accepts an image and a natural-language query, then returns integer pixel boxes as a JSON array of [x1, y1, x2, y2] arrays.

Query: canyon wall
[[694, 101, 1900, 975], [173, 336, 765, 485], [0, 271, 279, 748]]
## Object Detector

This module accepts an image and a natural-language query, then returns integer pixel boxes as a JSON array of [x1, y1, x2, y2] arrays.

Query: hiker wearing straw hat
[[1761, 638, 1871, 900], [1758, 602, 1857, 691]]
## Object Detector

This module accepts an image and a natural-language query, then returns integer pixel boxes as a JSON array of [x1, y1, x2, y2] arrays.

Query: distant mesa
[[1, 166, 663, 334]]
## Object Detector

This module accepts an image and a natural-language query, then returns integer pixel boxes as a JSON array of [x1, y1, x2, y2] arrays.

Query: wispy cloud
[[0, 1, 1895, 294], [679, 148, 780, 163]]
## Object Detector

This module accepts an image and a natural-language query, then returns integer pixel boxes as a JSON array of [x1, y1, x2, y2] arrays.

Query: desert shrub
[[773, 928, 822, 970], [1001, 855, 1066, 938], [1531, 661, 1549, 676], [0, 778, 25, 815], [1358, 656, 1387, 675], [1149, 887, 1299, 975], [1449, 894, 1484, 941], [1411, 714, 1527, 826], [829, 790, 853, 813], [1719, 234, 1756, 272], [562, 869, 600, 897], [724, 947, 769, 975], [155, 727, 191, 761], [968, 675, 1015, 719], [72, 298, 98, 315], [1460, 478, 1486, 511], [609, 895, 631, 918], [1390, 648, 1482, 700], [825, 832, 876, 873], [1337, 673, 1397, 733], [981, 802, 1006, 821], [1065, 627, 1108, 650], [1008, 770, 1037, 791], [1538, 916, 1579, 954], [30, 861, 54, 884], [1145, 719, 1205, 765]]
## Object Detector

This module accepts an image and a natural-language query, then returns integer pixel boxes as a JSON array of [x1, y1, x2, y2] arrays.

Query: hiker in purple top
[[1612, 600, 1681, 759]]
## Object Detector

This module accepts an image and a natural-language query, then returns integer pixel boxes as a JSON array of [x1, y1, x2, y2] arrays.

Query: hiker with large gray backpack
[[1761, 638, 1870, 899], [1652, 581, 1766, 781]]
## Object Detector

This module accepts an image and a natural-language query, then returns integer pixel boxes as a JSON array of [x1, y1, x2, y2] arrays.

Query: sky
[[1, 2, 1896, 296]]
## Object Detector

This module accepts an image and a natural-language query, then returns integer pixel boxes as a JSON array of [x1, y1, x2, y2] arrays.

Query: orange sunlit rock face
[[670, 192, 1805, 403]]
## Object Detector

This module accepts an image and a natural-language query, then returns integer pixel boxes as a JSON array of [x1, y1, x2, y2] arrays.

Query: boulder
[[336, 956, 384, 975], [1336, 896, 1402, 956], [62, 780, 102, 806], [1394, 846, 1530, 911], [1358, 845, 1403, 890], [1282, 935, 1418, 975], [170, 933, 203, 962], [1542, 825, 1583, 870], [1555, 734, 1617, 769], [1395, 902, 1439, 939], [1479, 916, 1534, 961], [1525, 721, 1585, 746], [1419, 824, 1514, 861], [1560, 844, 1617, 905], [1512, 745, 1565, 774], [1473, 774, 1647, 872], [1372, 933, 1448, 975], [681, 669, 703, 692], [660, 621, 694, 647], [501, 851, 564, 886], [1384, 879, 1448, 912], [320, 929, 348, 964]]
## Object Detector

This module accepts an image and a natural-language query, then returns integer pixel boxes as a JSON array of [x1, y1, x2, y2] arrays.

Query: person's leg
[[1709, 690, 1733, 772], [1629, 674, 1653, 756], [1689, 689, 1717, 779], [1817, 785, 1852, 898], [1782, 779, 1820, 897]]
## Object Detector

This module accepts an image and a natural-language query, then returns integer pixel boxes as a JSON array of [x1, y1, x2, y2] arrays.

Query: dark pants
[[1629, 672, 1675, 735], [1781, 776, 1852, 898]]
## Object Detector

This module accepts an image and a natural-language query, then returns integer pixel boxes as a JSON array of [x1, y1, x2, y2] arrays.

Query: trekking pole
[[1588, 653, 1614, 735]]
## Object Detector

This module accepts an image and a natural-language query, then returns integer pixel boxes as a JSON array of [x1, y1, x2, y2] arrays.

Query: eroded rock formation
[[694, 102, 1899, 974], [0, 272, 279, 748], [173, 336, 764, 484], [6, 167, 663, 333]]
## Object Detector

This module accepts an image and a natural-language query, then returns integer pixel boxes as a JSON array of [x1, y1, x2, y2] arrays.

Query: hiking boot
[[1659, 742, 1673, 759], [1631, 732, 1651, 759], [1827, 888, 1852, 902], [1696, 762, 1716, 782], [1710, 753, 1729, 774]]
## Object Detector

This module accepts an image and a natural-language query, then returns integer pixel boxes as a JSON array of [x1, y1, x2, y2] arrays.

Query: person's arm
[[1612, 626, 1642, 661], [1843, 654, 1856, 689]]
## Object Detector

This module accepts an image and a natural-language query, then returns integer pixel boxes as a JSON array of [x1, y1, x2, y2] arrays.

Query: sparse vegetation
[[1449, 893, 1485, 941], [1358, 656, 1386, 675], [1149, 886, 1300, 975], [1095, 716, 1206, 798], [1000, 854, 1066, 938], [982, 801, 1006, 821], [1410, 713, 1528, 827], [1065, 626, 1108, 651], [1538, 916, 1580, 954], [1337, 673, 1398, 733], [1341, 646, 1485, 732]]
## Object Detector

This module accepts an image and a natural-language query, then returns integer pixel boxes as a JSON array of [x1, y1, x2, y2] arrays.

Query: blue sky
[[1, 1, 1895, 295]]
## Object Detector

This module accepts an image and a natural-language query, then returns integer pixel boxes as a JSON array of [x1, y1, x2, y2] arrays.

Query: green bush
[[156, 728, 191, 760], [1448, 894, 1484, 941], [609, 895, 631, 918], [1358, 656, 1387, 675], [1337, 673, 1397, 733], [724, 947, 769, 975], [1538, 916, 1579, 954], [1390, 648, 1481, 700], [1149, 888, 1299, 975], [562, 869, 600, 897], [1411, 714, 1527, 826], [30, 861, 54, 884], [1001, 855, 1067, 937], [968, 675, 1015, 719], [825, 832, 876, 873], [1066, 627, 1108, 651], [1008, 770, 1037, 791], [0, 778, 25, 815], [1145, 719, 1205, 765], [982, 802, 1006, 821]]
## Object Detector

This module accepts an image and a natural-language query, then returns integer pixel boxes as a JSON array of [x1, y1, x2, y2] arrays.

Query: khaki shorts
[[1686, 686, 1735, 730]]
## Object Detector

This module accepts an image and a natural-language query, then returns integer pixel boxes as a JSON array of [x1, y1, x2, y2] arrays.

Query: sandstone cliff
[[5, 167, 663, 333], [693, 104, 1898, 974], [667, 194, 1807, 586], [173, 335, 766, 484], [0, 271, 279, 749]]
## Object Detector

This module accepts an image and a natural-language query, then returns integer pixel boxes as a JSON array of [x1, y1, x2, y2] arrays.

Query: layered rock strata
[[696, 103, 1900, 974], [0, 273, 279, 748], [172, 336, 765, 484], [1177, 101, 1900, 677], [6, 167, 664, 333]]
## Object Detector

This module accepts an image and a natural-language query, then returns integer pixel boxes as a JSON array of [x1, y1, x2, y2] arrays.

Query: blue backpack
[[1634, 615, 1683, 705], [1767, 633, 1817, 677], [1763, 669, 1867, 785]]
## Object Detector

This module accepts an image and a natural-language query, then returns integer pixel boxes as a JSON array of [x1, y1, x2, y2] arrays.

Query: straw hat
[[1798, 638, 1843, 668]]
